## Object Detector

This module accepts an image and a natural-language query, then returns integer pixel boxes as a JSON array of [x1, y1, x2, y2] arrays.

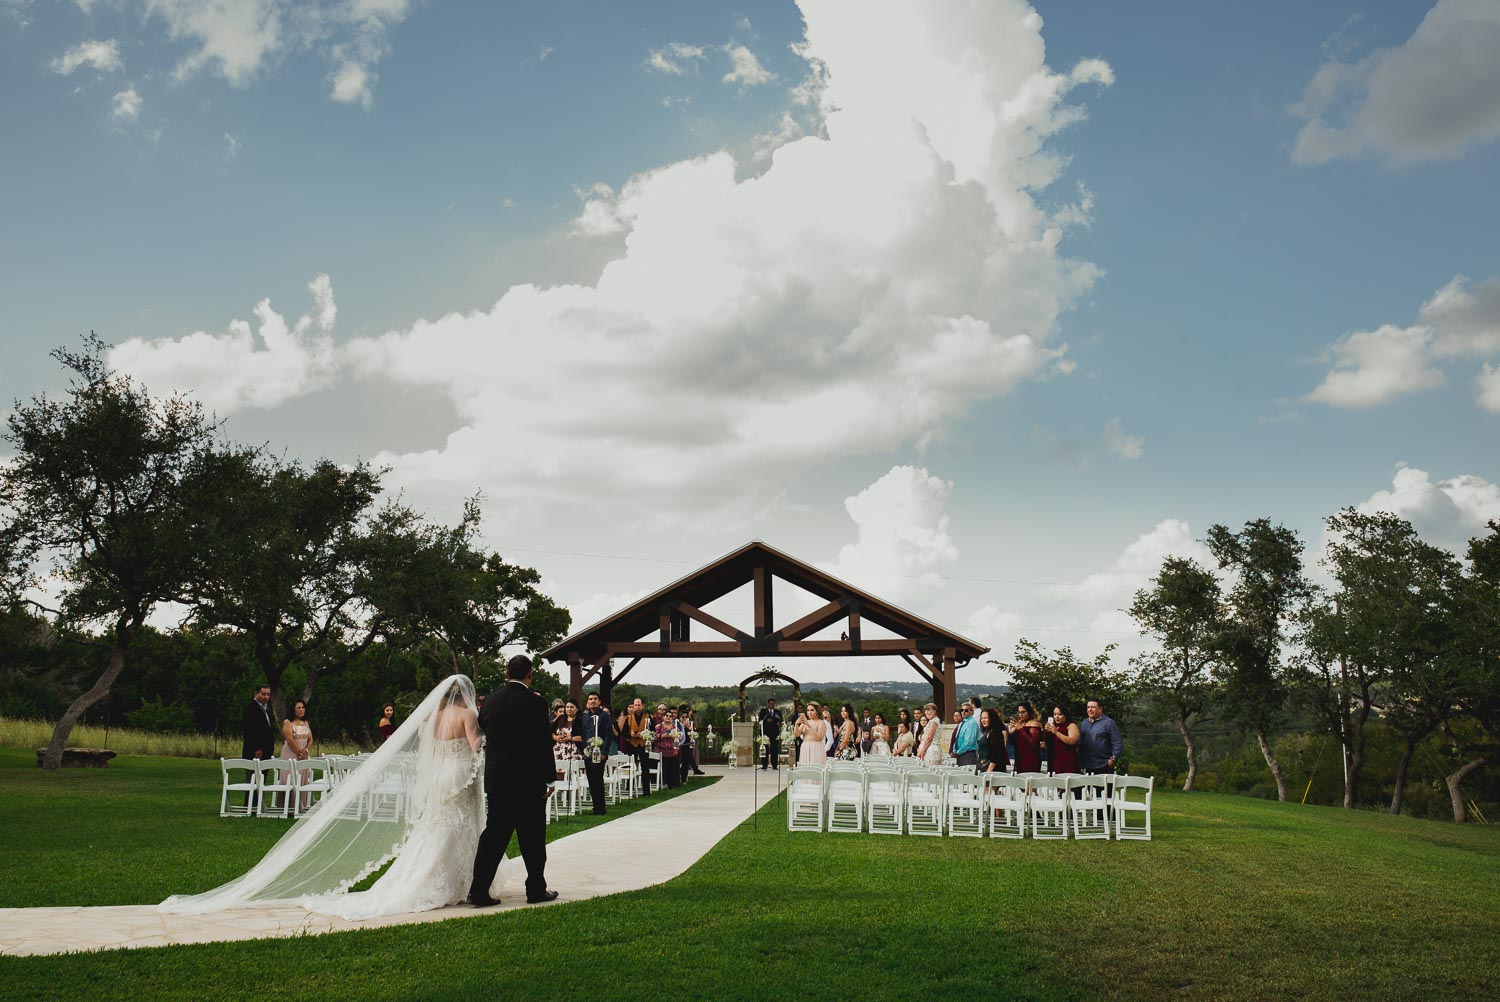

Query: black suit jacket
[[241, 700, 277, 759], [479, 681, 555, 792], [758, 708, 782, 741]]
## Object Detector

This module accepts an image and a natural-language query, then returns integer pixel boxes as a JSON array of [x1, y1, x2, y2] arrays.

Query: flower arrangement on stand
[[585, 736, 605, 764], [720, 738, 740, 766]]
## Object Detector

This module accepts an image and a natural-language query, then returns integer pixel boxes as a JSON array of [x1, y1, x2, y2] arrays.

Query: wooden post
[[599, 660, 614, 710], [568, 653, 583, 704], [941, 649, 958, 719], [753, 563, 773, 636]]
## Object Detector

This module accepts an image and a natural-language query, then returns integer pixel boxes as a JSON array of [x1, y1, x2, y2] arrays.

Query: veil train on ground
[[161, 675, 490, 915]]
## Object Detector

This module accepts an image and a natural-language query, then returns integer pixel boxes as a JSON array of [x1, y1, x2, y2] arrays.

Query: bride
[[161, 674, 508, 918]]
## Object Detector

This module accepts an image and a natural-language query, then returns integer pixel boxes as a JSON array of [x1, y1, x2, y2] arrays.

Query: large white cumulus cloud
[[109, 275, 340, 414], [346, 0, 1108, 518]]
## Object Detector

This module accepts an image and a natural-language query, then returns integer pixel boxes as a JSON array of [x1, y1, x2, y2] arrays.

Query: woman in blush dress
[[918, 703, 943, 765], [797, 702, 828, 766], [1009, 702, 1044, 773], [868, 713, 892, 757], [1046, 706, 1082, 775], [893, 722, 915, 757], [280, 700, 313, 812]]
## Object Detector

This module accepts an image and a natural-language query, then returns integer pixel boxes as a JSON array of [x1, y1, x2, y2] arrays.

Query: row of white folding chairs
[[788, 764, 1151, 839], [547, 753, 645, 822]]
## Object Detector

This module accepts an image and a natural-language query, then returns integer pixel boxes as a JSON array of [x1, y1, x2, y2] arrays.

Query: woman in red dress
[[1046, 706, 1081, 774], [1008, 702, 1043, 773]]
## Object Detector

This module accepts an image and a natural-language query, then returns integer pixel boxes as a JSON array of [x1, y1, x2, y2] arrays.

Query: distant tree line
[[990, 515, 1498, 823], [0, 337, 570, 769]]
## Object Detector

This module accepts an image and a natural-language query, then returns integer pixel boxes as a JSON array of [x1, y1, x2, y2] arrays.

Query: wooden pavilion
[[540, 540, 988, 717]]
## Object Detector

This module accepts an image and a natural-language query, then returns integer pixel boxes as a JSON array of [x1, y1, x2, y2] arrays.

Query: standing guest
[[1009, 703, 1044, 773], [549, 699, 567, 733], [378, 703, 397, 743], [977, 709, 1009, 773], [282, 702, 315, 810], [869, 712, 891, 757], [684, 706, 707, 776], [918, 704, 943, 765], [676, 704, 694, 785], [579, 693, 611, 815], [468, 654, 556, 907], [893, 722, 915, 757], [859, 707, 874, 757], [796, 702, 828, 766], [554, 699, 582, 760], [897, 707, 914, 742], [758, 698, 784, 771], [953, 702, 979, 769], [792, 709, 805, 762], [624, 698, 654, 795], [1079, 699, 1123, 774], [835, 704, 858, 759], [242, 685, 277, 811], [1045, 707, 1082, 774], [947, 710, 962, 758], [655, 707, 682, 788], [242, 685, 278, 761], [821, 706, 837, 758]]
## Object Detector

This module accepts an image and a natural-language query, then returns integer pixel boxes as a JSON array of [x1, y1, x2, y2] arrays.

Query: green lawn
[[2, 749, 1497, 1001], [0, 748, 711, 908]]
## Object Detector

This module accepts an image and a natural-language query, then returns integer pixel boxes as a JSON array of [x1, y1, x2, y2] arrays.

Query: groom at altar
[[468, 655, 558, 906]]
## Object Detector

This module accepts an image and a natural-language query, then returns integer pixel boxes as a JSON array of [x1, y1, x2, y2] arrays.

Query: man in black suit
[[468, 655, 557, 906], [240, 684, 278, 811], [580, 692, 612, 815], [758, 699, 782, 770]]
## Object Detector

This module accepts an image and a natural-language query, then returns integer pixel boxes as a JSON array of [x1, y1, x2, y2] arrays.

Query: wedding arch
[[540, 540, 987, 718], [736, 667, 801, 722]]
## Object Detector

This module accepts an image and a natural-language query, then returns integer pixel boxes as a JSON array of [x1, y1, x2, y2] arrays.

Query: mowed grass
[[1, 750, 1496, 1001], [0, 748, 711, 908]]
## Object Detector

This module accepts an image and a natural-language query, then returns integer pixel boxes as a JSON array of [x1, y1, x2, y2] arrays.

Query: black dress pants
[[584, 757, 607, 813], [470, 777, 547, 899], [764, 738, 780, 770]]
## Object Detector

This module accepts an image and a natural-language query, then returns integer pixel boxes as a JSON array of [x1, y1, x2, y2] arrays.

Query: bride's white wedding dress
[[161, 675, 507, 919], [304, 734, 493, 919]]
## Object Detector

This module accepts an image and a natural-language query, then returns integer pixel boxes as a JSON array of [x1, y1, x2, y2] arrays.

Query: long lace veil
[[161, 674, 480, 914]]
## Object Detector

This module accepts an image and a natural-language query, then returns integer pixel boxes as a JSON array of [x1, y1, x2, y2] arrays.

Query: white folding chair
[[865, 766, 904, 834], [219, 758, 258, 817], [787, 766, 826, 832], [1112, 774, 1153, 840], [826, 765, 865, 833], [647, 751, 664, 790], [944, 773, 984, 837], [366, 759, 411, 823], [1028, 775, 1069, 839], [983, 772, 1027, 838], [254, 759, 294, 818], [905, 772, 944, 836], [1067, 774, 1112, 839], [295, 757, 333, 815]]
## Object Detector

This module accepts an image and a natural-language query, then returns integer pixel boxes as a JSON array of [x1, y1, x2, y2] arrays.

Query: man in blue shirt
[[1079, 699, 1123, 773], [953, 702, 980, 768]]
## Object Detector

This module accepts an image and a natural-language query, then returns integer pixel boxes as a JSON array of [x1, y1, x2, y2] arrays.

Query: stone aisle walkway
[[0, 764, 784, 957]]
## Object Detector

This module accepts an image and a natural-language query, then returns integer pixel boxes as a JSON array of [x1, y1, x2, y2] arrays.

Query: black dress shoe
[[466, 894, 501, 908], [526, 890, 560, 904]]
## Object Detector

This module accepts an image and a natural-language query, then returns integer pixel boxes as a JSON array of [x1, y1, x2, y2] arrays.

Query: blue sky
[[3, 1, 1498, 685]]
